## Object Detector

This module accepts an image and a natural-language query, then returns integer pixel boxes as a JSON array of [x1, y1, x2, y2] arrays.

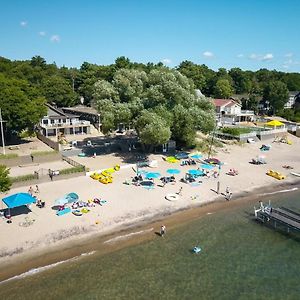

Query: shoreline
[[1, 179, 299, 283]]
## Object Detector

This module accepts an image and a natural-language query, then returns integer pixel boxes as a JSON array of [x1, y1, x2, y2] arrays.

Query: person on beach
[[160, 225, 166, 237], [49, 169, 53, 181], [225, 187, 232, 201], [28, 186, 34, 196], [35, 185, 39, 194]]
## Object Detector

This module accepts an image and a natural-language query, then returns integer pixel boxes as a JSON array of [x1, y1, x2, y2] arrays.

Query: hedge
[[30, 150, 57, 156], [220, 127, 252, 136], [59, 166, 85, 175], [10, 174, 37, 183], [0, 153, 18, 159]]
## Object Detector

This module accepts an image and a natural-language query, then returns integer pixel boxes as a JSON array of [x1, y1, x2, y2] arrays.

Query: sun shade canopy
[[265, 120, 284, 126], [2, 193, 36, 209]]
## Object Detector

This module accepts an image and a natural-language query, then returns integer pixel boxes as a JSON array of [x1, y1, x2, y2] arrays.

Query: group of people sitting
[[180, 159, 197, 166], [28, 185, 45, 208], [160, 176, 176, 186]]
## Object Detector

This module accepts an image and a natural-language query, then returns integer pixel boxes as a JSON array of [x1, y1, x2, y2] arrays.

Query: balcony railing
[[40, 120, 90, 128]]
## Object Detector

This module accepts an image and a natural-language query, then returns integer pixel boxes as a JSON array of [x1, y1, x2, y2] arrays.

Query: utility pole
[[0, 108, 5, 155]]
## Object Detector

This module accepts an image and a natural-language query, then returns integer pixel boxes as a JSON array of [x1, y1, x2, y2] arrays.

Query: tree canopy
[[92, 68, 215, 148], [0, 165, 11, 192], [0, 54, 300, 138]]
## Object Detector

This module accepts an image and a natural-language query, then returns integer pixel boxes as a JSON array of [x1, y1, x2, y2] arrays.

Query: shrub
[[30, 150, 57, 156], [59, 166, 85, 175], [0, 153, 18, 159], [10, 174, 37, 183], [220, 127, 252, 136]]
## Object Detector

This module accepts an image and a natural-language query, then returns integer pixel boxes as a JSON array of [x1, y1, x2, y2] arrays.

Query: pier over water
[[254, 202, 300, 233]]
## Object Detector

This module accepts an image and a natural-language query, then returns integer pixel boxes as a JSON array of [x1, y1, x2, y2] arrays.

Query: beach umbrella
[[188, 169, 203, 176], [204, 158, 220, 165], [146, 172, 161, 179], [54, 197, 68, 206], [166, 168, 181, 175], [2, 193, 36, 219], [66, 192, 79, 203], [201, 164, 214, 170], [2, 193, 36, 209], [136, 169, 147, 175], [190, 153, 203, 159], [265, 120, 284, 128], [175, 152, 189, 160]]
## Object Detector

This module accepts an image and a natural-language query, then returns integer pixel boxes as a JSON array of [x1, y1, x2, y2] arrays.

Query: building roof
[[289, 91, 300, 97], [46, 103, 79, 118], [213, 99, 241, 107], [62, 105, 99, 116]]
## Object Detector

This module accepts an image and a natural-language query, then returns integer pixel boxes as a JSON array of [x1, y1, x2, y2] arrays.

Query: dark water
[[2, 189, 300, 300]]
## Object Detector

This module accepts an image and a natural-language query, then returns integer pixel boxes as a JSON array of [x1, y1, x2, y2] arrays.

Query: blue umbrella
[[66, 192, 79, 203], [2, 193, 36, 209], [188, 169, 203, 176], [136, 169, 147, 175], [201, 164, 214, 170], [166, 169, 181, 175], [190, 154, 203, 159], [54, 197, 68, 206], [175, 152, 189, 160], [146, 172, 161, 179]]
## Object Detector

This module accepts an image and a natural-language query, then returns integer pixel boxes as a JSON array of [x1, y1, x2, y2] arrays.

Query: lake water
[[1, 187, 300, 299]]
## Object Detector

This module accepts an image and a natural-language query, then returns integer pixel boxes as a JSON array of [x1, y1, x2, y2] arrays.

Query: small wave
[[0, 251, 96, 285], [104, 228, 153, 244], [260, 187, 298, 196]]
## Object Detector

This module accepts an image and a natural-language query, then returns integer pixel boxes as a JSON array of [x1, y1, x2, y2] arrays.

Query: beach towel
[[56, 207, 71, 216]]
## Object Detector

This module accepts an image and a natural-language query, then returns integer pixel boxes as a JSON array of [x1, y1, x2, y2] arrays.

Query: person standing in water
[[160, 225, 166, 237]]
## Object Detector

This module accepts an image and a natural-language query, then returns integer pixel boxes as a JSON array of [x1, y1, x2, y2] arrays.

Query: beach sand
[[1, 135, 300, 277]]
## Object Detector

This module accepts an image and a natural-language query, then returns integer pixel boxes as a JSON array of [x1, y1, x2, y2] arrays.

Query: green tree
[[263, 81, 289, 114], [135, 111, 171, 151], [213, 79, 234, 98], [41, 76, 78, 107], [229, 68, 251, 94], [0, 165, 11, 192], [0, 74, 47, 134], [115, 56, 132, 69]]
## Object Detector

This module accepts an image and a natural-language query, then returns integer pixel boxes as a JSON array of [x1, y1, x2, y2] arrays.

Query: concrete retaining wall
[[11, 171, 86, 188], [0, 153, 62, 167]]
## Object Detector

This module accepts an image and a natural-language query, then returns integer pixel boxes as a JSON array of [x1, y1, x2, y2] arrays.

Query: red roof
[[213, 99, 240, 108]]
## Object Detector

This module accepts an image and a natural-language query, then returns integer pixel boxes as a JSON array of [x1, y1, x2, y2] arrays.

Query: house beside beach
[[39, 103, 91, 137], [284, 91, 300, 109], [213, 99, 255, 125]]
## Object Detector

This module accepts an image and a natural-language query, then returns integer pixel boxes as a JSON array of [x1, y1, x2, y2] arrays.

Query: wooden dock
[[255, 205, 300, 233]]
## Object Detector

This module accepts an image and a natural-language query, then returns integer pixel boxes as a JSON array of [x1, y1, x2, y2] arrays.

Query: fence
[[37, 132, 61, 151], [62, 155, 86, 170], [215, 131, 257, 142], [0, 152, 62, 167], [216, 127, 288, 142]]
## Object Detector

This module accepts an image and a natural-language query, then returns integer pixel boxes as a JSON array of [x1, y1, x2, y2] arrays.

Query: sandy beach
[[1, 135, 300, 274]]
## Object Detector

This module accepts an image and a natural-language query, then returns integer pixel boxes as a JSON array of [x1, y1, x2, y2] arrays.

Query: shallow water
[[2, 190, 300, 300]]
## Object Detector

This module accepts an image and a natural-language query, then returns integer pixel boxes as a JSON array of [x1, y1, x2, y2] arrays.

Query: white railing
[[40, 120, 90, 128], [240, 110, 254, 115], [259, 128, 287, 136]]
